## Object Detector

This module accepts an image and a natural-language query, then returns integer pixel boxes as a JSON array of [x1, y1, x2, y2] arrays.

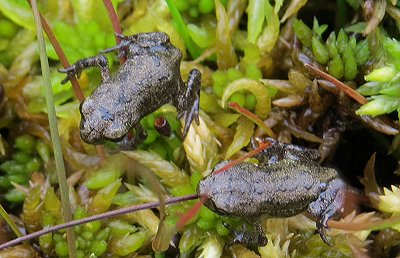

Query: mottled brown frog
[[60, 32, 200, 148], [198, 138, 346, 246]]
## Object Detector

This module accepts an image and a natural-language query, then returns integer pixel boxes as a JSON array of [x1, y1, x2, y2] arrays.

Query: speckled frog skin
[[60, 32, 200, 148], [198, 138, 346, 246]]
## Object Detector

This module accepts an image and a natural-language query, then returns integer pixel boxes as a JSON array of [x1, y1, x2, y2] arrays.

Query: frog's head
[[197, 181, 227, 216], [79, 96, 131, 144], [197, 168, 231, 217]]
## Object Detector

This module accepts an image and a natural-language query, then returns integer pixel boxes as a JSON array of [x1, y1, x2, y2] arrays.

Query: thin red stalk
[[229, 102, 277, 139], [102, 0, 126, 64], [25, 0, 106, 161], [28, 8, 85, 102], [176, 196, 207, 231], [0, 194, 198, 250], [305, 63, 368, 105], [213, 140, 271, 175]]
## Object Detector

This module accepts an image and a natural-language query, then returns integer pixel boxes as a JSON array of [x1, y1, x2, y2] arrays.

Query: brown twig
[[305, 63, 368, 105], [0, 194, 199, 250]]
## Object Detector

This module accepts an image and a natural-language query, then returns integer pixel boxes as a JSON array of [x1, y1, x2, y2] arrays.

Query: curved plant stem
[[0, 194, 198, 250], [103, 0, 123, 38], [30, 0, 77, 257], [176, 198, 205, 231], [26, 4, 84, 103]]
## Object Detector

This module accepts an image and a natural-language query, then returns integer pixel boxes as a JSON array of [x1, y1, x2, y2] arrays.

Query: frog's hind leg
[[251, 138, 320, 165], [176, 69, 201, 139], [222, 219, 268, 246], [307, 178, 346, 245], [101, 33, 170, 57], [59, 55, 110, 84]]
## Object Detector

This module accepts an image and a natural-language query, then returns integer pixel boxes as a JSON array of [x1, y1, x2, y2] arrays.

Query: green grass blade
[[0, 204, 23, 238], [30, 0, 77, 257], [165, 0, 202, 58]]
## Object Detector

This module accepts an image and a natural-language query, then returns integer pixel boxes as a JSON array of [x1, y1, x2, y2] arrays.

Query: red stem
[[305, 63, 368, 105], [213, 140, 271, 175], [102, 0, 126, 64], [25, 0, 106, 161], [176, 197, 206, 231]]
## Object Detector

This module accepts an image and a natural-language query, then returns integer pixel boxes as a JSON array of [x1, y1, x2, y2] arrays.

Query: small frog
[[60, 32, 201, 148], [198, 138, 346, 246]]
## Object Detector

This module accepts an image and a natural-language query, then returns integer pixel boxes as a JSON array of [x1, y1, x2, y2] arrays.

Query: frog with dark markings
[[198, 138, 346, 246], [59, 32, 201, 148]]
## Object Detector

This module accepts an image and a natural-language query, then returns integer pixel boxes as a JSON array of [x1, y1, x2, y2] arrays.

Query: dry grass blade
[[183, 115, 218, 176], [122, 150, 190, 187]]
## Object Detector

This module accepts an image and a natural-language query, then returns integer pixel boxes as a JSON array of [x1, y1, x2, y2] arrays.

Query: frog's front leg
[[307, 178, 346, 244], [59, 55, 110, 84], [223, 219, 268, 246], [176, 69, 201, 139]]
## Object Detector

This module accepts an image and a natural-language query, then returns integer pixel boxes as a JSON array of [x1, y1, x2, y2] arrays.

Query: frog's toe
[[60, 75, 71, 84], [179, 98, 199, 139], [58, 66, 82, 84], [316, 218, 332, 246]]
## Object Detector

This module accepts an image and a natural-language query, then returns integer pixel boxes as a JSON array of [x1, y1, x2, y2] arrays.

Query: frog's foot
[[176, 69, 201, 139], [59, 55, 110, 84], [118, 124, 147, 150], [222, 221, 268, 247], [101, 34, 132, 57], [308, 178, 346, 245], [101, 32, 171, 57]]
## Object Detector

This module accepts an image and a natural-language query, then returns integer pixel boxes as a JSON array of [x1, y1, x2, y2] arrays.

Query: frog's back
[[116, 53, 180, 90], [199, 160, 338, 219], [255, 160, 338, 217], [109, 50, 182, 114]]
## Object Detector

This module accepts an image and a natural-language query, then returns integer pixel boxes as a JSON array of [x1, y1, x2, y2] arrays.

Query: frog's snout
[[197, 179, 216, 209], [79, 117, 104, 144], [79, 104, 107, 144]]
